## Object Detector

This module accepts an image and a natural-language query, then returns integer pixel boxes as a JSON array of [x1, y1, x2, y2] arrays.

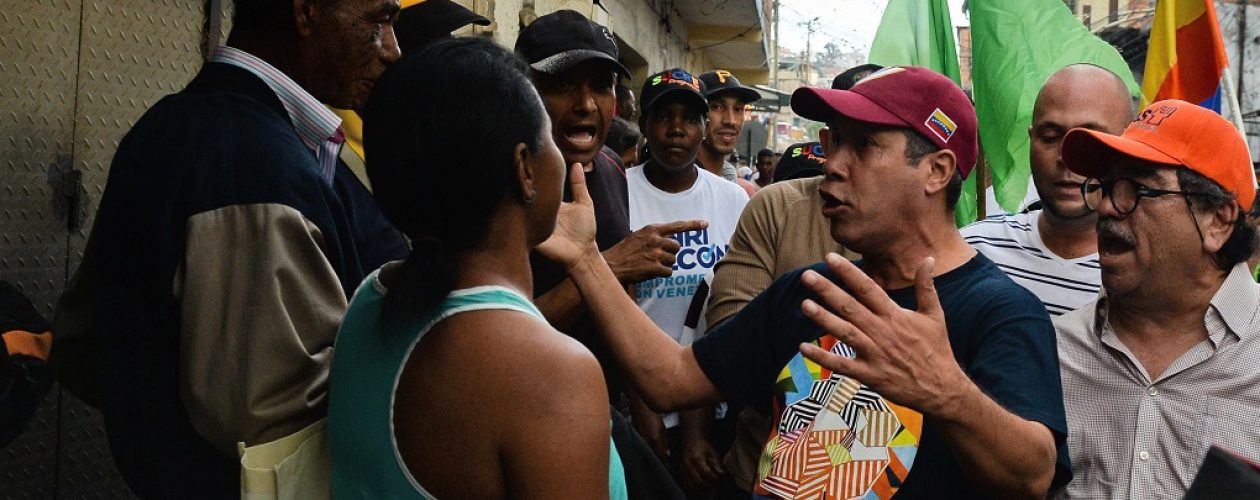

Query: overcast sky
[[775, 0, 969, 58]]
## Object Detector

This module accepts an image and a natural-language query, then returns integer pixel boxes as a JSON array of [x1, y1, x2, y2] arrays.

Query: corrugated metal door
[[0, 1, 216, 497], [0, 1, 82, 496]]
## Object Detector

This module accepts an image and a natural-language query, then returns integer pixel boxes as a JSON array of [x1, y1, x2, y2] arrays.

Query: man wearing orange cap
[[1055, 100, 1260, 498]]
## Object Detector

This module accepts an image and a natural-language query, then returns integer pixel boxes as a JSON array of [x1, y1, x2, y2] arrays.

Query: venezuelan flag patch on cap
[[924, 108, 957, 143]]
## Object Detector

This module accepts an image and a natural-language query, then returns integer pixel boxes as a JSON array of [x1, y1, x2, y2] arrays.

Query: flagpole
[[1222, 66, 1250, 148], [975, 154, 987, 221]]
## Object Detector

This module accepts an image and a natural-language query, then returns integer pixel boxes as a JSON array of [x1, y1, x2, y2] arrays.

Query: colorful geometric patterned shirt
[[757, 335, 923, 499], [692, 254, 1072, 499]]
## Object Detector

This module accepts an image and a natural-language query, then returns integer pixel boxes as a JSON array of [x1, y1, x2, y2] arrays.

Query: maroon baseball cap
[[790, 66, 979, 179]]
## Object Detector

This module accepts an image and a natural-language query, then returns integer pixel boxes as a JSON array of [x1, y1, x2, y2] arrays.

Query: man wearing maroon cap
[[1055, 100, 1260, 499], [548, 66, 1069, 498]]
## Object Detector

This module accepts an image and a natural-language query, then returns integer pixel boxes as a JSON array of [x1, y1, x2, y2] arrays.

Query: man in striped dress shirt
[[51, 1, 402, 496], [962, 64, 1133, 316]]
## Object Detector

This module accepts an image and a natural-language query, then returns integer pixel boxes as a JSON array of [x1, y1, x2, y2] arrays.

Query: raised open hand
[[797, 253, 967, 416]]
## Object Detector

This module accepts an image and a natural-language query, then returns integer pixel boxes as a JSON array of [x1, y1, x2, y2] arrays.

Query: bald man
[[962, 64, 1135, 316]]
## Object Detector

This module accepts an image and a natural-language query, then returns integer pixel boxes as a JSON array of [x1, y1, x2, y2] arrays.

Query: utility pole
[[772, 1, 781, 90], [1239, 3, 1247, 111], [801, 17, 820, 87], [771, 0, 781, 149]]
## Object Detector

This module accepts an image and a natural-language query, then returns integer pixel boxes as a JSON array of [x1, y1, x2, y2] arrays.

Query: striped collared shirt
[[962, 211, 1102, 316], [209, 46, 343, 184], [1054, 263, 1260, 499]]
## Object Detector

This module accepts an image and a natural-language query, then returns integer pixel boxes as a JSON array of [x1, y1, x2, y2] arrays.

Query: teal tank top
[[329, 270, 628, 499]]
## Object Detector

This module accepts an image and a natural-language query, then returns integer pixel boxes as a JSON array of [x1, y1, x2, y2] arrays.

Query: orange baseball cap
[[1062, 99, 1255, 210]]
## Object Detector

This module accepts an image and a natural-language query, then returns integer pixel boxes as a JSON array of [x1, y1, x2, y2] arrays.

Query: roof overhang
[[677, 0, 769, 83]]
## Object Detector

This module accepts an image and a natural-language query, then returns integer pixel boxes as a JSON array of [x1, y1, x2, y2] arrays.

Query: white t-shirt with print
[[628, 166, 749, 344], [628, 165, 748, 427]]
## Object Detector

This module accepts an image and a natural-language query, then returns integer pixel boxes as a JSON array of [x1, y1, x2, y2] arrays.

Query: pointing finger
[[654, 219, 708, 235]]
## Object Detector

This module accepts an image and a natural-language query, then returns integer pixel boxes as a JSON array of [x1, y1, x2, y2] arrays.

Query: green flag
[[868, 0, 962, 84], [968, 0, 1139, 221]]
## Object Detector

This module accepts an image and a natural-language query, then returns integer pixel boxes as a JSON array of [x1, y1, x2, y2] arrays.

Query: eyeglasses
[[1081, 178, 1200, 215]]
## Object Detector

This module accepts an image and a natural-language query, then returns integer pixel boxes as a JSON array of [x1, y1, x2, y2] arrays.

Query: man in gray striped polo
[[961, 64, 1133, 316]]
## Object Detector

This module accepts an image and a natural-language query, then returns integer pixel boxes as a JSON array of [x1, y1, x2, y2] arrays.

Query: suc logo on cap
[[1132, 104, 1177, 131], [651, 69, 701, 92], [791, 144, 826, 163]]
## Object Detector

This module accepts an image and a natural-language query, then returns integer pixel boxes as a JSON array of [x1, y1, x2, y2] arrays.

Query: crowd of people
[[11, 0, 1257, 498]]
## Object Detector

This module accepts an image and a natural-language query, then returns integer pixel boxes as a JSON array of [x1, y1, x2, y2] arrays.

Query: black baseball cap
[[640, 68, 709, 117], [395, 0, 490, 54], [772, 142, 827, 182], [515, 10, 631, 78], [699, 70, 762, 103], [831, 63, 883, 90]]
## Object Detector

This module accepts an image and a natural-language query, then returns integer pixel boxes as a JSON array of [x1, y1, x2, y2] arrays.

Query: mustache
[[1097, 218, 1136, 246]]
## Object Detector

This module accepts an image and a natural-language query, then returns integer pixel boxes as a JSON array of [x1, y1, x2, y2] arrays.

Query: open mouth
[[819, 193, 849, 217], [561, 125, 598, 149], [1097, 224, 1135, 254], [1097, 218, 1135, 254], [1099, 236, 1134, 255]]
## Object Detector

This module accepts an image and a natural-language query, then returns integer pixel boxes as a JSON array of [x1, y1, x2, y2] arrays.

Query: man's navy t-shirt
[[691, 253, 1070, 498]]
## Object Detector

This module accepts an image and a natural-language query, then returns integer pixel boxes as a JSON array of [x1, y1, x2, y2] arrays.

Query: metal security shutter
[[0, 1, 85, 496], [0, 0, 213, 497]]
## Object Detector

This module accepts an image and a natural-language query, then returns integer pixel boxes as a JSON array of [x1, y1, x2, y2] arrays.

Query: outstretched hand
[[536, 163, 598, 267], [797, 253, 968, 416]]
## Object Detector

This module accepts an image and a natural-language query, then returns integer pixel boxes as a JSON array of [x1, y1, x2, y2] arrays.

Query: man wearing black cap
[[549, 66, 1068, 499], [832, 63, 884, 91], [678, 71, 764, 494], [626, 67, 749, 487], [515, 11, 696, 500], [697, 70, 762, 195], [393, 0, 490, 53], [515, 9, 694, 362]]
